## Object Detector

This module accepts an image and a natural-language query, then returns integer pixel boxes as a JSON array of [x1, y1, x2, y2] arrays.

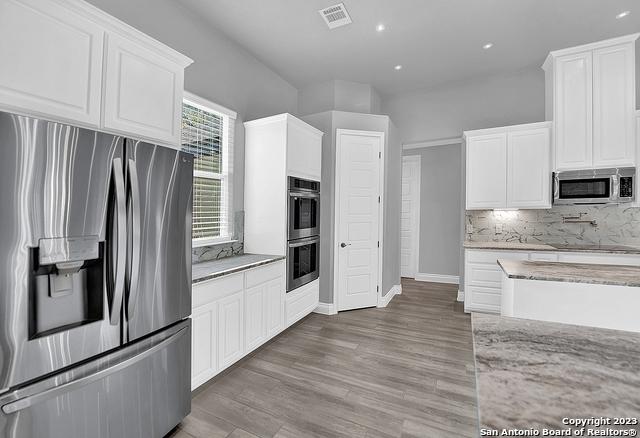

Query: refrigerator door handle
[[109, 158, 127, 326], [126, 158, 141, 317], [0, 324, 189, 415]]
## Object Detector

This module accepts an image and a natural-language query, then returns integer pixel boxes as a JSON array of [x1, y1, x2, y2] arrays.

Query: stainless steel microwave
[[553, 167, 635, 205]]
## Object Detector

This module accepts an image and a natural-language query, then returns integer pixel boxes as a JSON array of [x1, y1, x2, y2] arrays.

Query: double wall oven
[[287, 177, 320, 291]]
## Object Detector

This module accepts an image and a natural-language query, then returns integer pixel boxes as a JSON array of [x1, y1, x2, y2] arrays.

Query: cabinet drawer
[[529, 252, 559, 262], [285, 280, 319, 327], [466, 250, 528, 264], [466, 286, 501, 314], [245, 260, 285, 289], [466, 263, 503, 288], [193, 273, 244, 308]]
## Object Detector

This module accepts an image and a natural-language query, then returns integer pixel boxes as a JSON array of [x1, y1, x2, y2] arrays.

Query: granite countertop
[[192, 254, 285, 284], [464, 240, 640, 254], [472, 313, 640, 431], [497, 258, 640, 287]]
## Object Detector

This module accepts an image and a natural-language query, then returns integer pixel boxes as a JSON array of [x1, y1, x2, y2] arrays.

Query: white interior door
[[401, 155, 421, 278], [335, 130, 383, 311]]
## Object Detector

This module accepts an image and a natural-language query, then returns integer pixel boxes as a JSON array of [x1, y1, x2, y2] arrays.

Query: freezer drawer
[[0, 320, 191, 438]]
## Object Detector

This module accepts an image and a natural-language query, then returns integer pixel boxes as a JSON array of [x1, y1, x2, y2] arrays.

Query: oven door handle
[[289, 191, 320, 199], [288, 237, 320, 248]]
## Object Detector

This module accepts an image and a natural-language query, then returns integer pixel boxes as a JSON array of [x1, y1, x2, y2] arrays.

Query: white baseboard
[[414, 273, 460, 285], [457, 289, 465, 302], [313, 302, 337, 315], [378, 284, 402, 308]]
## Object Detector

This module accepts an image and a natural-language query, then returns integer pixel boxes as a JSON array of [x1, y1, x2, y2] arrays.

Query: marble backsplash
[[192, 211, 244, 263], [466, 205, 640, 246]]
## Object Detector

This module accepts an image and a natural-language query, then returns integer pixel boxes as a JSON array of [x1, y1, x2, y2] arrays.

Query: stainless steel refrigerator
[[0, 111, 193, 438]]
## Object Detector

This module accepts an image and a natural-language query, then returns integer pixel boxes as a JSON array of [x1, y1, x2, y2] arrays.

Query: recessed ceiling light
[[376, 23, 386, 32], [616, 10, 630, 19], [483, 43, 494, 50], [394, 64, 403, 71]]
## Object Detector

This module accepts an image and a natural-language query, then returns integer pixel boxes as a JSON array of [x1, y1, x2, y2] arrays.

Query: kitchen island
[[472, 313, 640, 433], [498, 259, 640, 332]]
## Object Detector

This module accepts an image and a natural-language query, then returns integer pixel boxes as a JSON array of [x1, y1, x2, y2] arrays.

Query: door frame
[[401, 154, 421, 279], [333, 129, 386, 311]]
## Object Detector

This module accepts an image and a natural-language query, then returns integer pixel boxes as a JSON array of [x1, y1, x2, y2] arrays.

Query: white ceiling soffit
[[319, 3, 352, 29], [176, 0, 640, 96]]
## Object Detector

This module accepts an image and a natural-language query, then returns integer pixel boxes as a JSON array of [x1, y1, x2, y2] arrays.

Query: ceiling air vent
[[318, 3, 352, 29]]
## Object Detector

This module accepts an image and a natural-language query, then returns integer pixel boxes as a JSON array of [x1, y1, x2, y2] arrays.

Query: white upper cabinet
[[103, 33, 186, 145], [465, 122, 551, 210], [0, 0, 104, 126], [507, 127, 551, 208], [287, 116, 323, 181], [0, 0, 193, 146], [465, 133, 507, 209], [592, 43, 636, 167], [552, 52, 593, 170], [543, 34, 638, 170]]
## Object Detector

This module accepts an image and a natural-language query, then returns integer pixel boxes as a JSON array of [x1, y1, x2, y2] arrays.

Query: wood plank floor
[[169, 279, 479, 438]]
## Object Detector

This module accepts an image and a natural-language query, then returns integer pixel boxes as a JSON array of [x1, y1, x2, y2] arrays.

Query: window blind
[[181, 100, 233, 243]]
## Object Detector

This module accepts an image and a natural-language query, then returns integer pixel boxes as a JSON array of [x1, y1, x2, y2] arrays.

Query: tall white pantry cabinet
[[0, 0, 193, 147]]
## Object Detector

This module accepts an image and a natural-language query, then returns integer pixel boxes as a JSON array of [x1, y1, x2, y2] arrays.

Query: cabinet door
[[218, 290, 244, 370], [554, 52, 593, 170], [265, 276, 285, 339], [592, 43, 636, 167], [244, 284, 266, 353], [0, 0, 103, 126], [287, 119, 322, 181], [103, 33, 184, 145], [191, 302, 218, 389], [466, 133, 507, 209], [507, 128, 551, 208]]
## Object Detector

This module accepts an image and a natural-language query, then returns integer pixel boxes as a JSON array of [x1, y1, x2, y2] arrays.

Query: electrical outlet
[[495, 223, 503, 234]]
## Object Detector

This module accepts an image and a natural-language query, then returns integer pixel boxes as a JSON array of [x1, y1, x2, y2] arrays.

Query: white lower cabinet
[[191, 301, 218, 389], [464, 249, 640, 314], [218, 290, 244, 370], [285, 279, 320, 328], [191, 260, 288, 390]]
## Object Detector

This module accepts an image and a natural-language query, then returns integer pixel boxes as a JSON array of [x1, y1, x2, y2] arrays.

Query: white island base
[[501, 275, 640, 333]]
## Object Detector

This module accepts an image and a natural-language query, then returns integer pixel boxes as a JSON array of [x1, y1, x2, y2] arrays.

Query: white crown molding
[[403, 137, 462, 150], [244, 113, 324, 137], [542, 32, 640, 71], [463, 121, 551, 139], [52, 0, 193, 67]]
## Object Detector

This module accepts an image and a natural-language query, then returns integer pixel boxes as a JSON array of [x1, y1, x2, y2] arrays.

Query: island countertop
[[192, 254, 285, 284], [472, 313, 640, 431], [496, 259, 640, 287]]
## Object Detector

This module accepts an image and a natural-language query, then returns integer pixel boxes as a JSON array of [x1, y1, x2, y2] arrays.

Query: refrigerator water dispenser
[[28, 237, 103, 339]]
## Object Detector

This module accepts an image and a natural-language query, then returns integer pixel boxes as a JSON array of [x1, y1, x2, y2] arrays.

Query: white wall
[[85, 0, 299, 214], [299, 80, 382, 116], [382, 67, 546, 144]]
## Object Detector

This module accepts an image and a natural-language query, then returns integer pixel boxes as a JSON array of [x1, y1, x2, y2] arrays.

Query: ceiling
[[176, 0, 640, 97]]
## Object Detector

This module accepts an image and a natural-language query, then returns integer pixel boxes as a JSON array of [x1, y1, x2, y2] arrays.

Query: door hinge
[[378, 196, 381, 203], [377, 285, 379, 292], [379, 151, 381, 159], [377, 241, 380, 247]]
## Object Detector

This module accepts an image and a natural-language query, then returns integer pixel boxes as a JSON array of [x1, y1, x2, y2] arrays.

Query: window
[[181, 92, 237, 246]]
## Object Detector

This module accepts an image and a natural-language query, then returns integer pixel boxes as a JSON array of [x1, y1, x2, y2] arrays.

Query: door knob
[[340, 242, 351, 248]]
